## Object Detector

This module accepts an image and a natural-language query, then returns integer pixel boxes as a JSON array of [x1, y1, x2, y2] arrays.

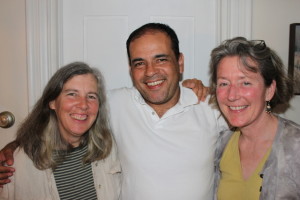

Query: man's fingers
[[0, 165, 14, 187], [0, 141, 17, 166], [199, 86, 210, 102], [192, 79, 206, 103], [2, 151, 14, 166], [0, 173, 13, 180], [0, 165, 14, 173], [182, 78, 209, 102], [0, 176, 12, 187]]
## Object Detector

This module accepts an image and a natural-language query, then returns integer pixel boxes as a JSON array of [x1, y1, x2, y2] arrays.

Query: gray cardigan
[[213, 116, 300, 200]]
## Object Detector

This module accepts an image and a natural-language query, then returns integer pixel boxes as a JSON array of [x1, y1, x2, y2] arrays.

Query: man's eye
[[157, 58, 167, 63], [243, 82, 251, 86], [133, 62, 145, 68]]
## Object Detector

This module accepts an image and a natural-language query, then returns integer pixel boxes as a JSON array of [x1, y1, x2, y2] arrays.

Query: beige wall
[[253, 0, 300, 123]]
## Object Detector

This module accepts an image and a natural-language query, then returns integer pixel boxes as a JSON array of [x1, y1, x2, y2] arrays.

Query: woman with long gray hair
[[0, 62, 121, 200]]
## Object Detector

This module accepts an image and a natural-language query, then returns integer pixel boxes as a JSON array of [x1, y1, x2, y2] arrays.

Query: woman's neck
[[239, 114, 278, 144]]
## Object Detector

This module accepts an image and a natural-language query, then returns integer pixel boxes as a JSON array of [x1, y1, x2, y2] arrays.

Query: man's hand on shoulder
[[0, 141, 18, 187], [182, 78, 209, 102]]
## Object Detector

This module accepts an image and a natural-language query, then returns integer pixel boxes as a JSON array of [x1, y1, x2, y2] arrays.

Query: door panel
[[62, 0, 217, 89], [0, 0, 28, 148]]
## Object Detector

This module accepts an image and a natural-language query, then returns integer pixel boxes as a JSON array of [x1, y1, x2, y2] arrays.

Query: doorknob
[[0, 111, 15, 128]]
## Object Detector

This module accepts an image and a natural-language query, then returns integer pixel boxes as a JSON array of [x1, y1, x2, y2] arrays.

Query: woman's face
[[49, 74, 99, 147], [216, 56, 275, 129]]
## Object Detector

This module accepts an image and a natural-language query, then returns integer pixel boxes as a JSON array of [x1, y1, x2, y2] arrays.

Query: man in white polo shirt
[[0, 23, 227, 200], [107, 23, 227, 199]]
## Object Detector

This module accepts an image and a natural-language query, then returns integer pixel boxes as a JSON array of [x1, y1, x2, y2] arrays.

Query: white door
[[0, 0, 28, 148], [62, 0, 219, 90]]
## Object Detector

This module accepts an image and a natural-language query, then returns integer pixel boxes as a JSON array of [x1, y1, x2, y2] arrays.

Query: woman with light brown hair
[[210, 37, 300, 200]]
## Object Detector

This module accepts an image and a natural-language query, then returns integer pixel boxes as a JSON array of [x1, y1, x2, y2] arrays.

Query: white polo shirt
[[107, 85, 227, 200]]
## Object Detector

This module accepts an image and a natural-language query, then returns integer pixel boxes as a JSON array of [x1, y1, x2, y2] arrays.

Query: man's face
[[129, 31, 184, 113]]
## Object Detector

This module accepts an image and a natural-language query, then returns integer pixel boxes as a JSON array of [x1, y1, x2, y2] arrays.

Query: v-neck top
[[217, 130, 271, 200]]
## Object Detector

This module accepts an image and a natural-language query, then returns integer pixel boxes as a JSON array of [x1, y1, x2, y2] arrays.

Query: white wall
[[252, 0, 300, 124]]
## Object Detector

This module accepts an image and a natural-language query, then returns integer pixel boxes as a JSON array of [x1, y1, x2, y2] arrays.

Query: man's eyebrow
[[131, 54, 169, 64], [131, 58, 144, 63], [155, 54, 169, 58]]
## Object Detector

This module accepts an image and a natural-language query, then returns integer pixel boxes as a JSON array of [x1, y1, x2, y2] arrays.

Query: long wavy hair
[[209, 37, 293, 110], [16, 62, 113, 170]]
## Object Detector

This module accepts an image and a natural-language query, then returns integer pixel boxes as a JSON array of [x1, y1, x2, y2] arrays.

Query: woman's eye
[[218, 82, 228, 87], [67, 92, 76, 96], [88, 94, 98, 100]]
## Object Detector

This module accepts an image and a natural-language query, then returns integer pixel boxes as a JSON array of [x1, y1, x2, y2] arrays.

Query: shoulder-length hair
[[16, 62, 113, 170], [209, 37, 293, 109]]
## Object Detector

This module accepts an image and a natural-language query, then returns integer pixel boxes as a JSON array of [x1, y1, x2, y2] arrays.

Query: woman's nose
[[228, 85, 240, 101], [78, 97, 88, 110]]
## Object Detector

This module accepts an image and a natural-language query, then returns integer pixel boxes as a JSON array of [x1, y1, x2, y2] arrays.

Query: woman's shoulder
[[280, 116, 300, 134], [93, 142, 121, 174], [277, 117, 300, 150]]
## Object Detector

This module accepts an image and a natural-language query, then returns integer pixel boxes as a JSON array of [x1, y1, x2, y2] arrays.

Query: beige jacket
[[0, 145, 121, 200]]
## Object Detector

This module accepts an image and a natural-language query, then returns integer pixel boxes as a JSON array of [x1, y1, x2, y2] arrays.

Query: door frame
[[25, 0, 252, 109]]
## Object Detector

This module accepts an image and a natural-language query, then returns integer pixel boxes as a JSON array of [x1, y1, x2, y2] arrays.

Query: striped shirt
[[53, 145, 98, 200]]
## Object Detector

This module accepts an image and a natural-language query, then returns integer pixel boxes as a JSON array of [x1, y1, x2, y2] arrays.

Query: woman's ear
[[49, 100, 56, 110], [266, 80, 276, 101]]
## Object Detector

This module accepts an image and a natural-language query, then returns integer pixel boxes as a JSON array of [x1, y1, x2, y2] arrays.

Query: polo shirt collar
[[132, 83, 198, 108]]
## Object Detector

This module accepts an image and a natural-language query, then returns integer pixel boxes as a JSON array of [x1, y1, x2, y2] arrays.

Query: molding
[[216, 0, 252, 44], [26, 0, 62, 109]]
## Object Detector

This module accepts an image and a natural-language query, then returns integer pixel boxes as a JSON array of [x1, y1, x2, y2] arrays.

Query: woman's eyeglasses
[[252, 40, 266, 51]]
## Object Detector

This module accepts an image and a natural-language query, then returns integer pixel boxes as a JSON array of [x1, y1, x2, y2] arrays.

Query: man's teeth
[[147, 80, 164, 86], [229, 106, 247, 110], [71, 114, 87, 120]]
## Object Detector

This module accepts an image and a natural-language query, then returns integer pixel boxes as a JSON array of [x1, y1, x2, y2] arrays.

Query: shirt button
[[152, 112, 155, 115], [99, 184, 101, 189], [260, 174, 263, 178]]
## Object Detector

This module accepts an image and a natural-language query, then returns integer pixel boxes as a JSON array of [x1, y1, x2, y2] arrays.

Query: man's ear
[[178, 53, 184, 74]]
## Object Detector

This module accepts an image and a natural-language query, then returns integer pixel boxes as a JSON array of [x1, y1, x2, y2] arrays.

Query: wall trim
[[216, 0, 252, 43], [26, 0, 62, 108], [26, 0, 252, 109]]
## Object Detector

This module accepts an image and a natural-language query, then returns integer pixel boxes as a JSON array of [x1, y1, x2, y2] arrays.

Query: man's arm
[[182, 78, 209, 102], [0, 141, 18, 187]]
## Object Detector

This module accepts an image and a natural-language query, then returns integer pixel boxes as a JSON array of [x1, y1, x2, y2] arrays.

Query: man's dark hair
[[126, 23, 180, 64]]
